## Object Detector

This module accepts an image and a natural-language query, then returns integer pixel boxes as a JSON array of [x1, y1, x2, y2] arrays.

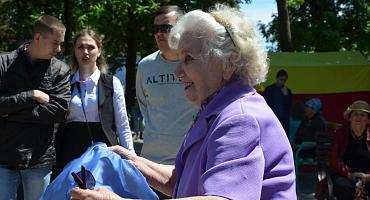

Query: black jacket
[[0, 44, 70, 169]]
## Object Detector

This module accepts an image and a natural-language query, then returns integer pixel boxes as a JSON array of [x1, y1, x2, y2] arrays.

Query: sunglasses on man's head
[[152, 24, 173, 34]]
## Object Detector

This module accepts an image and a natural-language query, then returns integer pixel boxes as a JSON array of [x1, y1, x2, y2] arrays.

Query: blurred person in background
[[329, 100, 370, 199], [135, 5, 198, 198], [264, 69, 293, 135]]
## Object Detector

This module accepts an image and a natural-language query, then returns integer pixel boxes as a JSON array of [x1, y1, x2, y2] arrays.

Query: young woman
[[53, 28, 134, 178]]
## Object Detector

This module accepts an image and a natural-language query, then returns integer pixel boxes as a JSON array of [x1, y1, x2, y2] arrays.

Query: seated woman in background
[[329, 100, 370, 199], [70, 4, 296, 200], [292, 98, 327, 159]]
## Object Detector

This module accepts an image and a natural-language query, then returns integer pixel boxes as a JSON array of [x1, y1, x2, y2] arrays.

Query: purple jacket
[[173, 81, 296, 199]]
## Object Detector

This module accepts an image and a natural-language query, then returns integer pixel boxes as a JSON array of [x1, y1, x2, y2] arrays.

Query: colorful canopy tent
[[260, 51, 370, 124]]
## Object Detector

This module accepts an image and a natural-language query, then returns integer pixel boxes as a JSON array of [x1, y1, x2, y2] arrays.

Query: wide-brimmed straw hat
[[343, 100, 370, 120]]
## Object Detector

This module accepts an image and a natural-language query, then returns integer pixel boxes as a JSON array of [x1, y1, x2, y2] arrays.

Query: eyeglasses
[[152, 24, 173, 34], [71, 165, 95, 189]]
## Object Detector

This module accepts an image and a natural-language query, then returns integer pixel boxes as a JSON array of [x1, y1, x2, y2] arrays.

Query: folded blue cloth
[[41, 142, 158, 200]]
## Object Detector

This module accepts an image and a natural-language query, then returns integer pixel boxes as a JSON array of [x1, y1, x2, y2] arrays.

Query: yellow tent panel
[[262, 51, 370, 94]]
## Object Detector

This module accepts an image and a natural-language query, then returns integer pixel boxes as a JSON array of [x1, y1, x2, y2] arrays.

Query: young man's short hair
[[33, 15, 65, 35]]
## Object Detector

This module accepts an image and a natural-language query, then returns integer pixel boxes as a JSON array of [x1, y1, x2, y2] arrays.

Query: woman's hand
[[347, 172, 361, 181], [347, 172, 369, 183], [362, 174, 370, 184], [108, 145, 139, 167], [108, 145, 136, 160], [70, 187, 124, 200]]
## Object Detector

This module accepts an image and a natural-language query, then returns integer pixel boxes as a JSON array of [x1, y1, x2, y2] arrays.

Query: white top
[[67, 68, 135, 153], [136, 51, 198, 164]]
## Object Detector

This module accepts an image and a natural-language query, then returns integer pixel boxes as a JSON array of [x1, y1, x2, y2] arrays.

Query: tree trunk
[[63, 0, 73, 57], [310, 0, 337, 51], [125, 8, 138, 110], [276, 0, 293, 51]]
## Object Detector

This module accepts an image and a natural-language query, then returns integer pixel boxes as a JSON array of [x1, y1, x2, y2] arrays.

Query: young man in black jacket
[[0, 15, 70, 200]]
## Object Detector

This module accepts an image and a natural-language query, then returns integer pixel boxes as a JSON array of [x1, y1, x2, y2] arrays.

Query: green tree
[[0, 0, 64, 52], [0, 0, 251, 108], [259, 0, 370, 54]]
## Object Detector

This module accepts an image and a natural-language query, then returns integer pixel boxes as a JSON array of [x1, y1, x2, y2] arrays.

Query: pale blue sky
[[239, 0, 277, 49]]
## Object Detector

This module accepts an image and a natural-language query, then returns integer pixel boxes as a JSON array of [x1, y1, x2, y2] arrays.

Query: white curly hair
[[168, 4, 269, 86]]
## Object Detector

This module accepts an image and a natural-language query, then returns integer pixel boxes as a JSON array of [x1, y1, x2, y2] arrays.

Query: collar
[[17, 43, 50, 65], [71, 67, 101, 85], [181, 80, 256, 155], [201, 80, 255, 118], [350, 128, 366, 141], [199, 85, 224, 113], [157, 50, 179, 64], [192, 81, 235, 124]]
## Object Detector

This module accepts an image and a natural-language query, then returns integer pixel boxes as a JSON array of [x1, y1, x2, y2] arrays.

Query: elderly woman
[[70, 4, 296, 200], [329, 100, 370, 199]]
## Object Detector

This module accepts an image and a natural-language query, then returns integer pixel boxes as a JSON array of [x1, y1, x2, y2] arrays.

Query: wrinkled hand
[[348, 172, 367, 182], [32, 90, 49, 104], [70, 187, 124, 200], [362, 174, 370, 184], [108, 145, 135, 161]]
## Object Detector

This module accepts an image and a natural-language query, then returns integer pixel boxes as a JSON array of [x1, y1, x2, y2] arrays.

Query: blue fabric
[[41, 143, 158, 200]]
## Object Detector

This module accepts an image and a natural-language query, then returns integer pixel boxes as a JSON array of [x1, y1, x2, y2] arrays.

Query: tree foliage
[[0, 0, 250, 108], [0, 0, 64, 51], [0, 0, 249, 64], [259, 0, 370, 55]]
